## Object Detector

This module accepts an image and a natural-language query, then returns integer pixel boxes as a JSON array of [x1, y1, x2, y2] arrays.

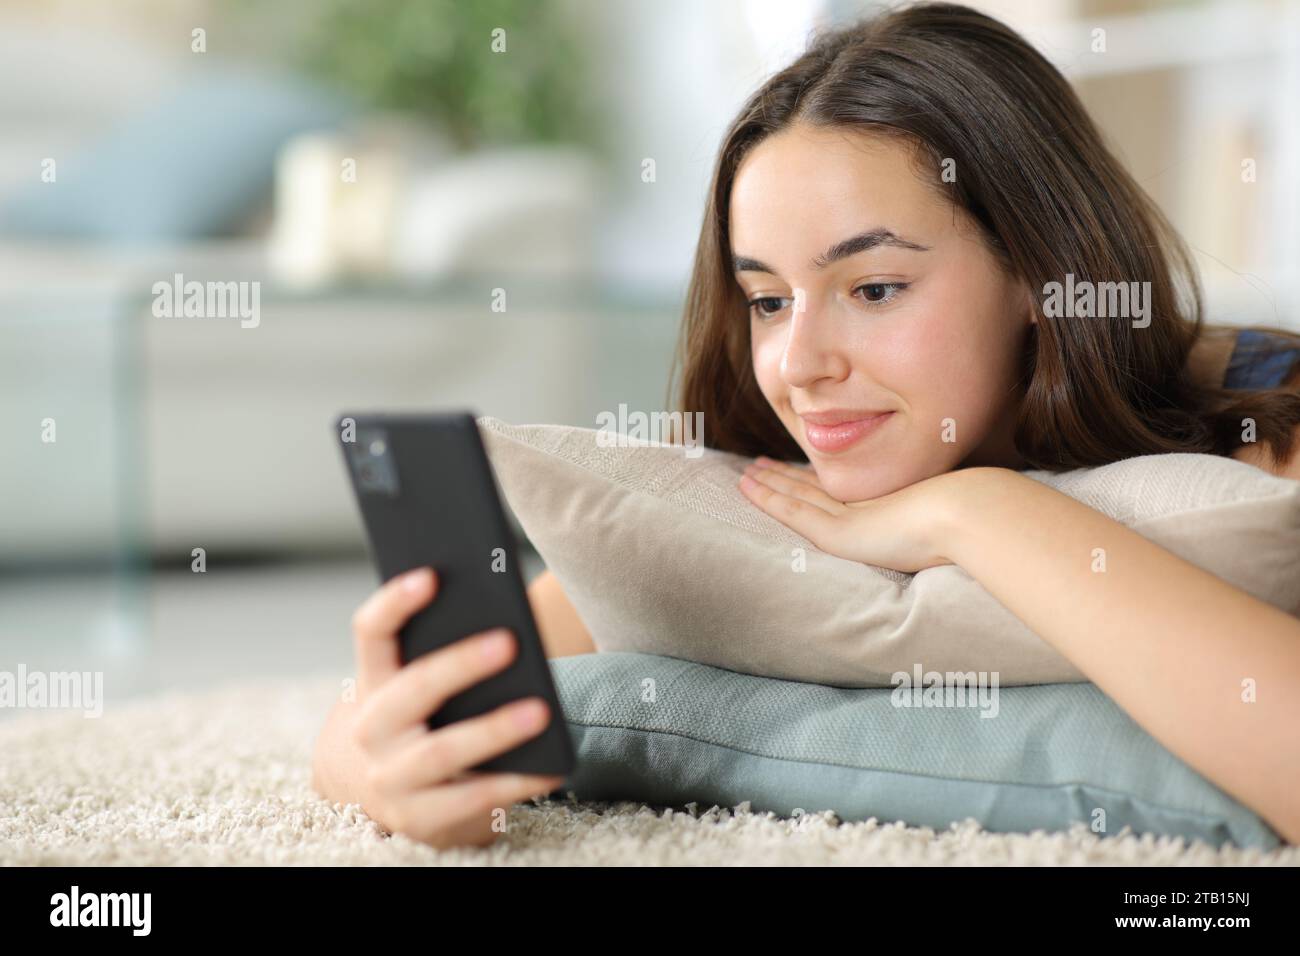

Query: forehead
[[729, 125, 948, 251]]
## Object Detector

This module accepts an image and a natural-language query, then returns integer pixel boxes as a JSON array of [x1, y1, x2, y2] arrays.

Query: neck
[[956, 402, 1026, 471]]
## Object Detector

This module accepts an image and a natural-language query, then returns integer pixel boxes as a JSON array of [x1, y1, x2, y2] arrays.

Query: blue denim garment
[[1223, 329, 1300, 389]]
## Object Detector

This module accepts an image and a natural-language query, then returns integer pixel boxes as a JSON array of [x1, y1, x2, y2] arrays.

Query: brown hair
[[667, 1, 1300, 470]]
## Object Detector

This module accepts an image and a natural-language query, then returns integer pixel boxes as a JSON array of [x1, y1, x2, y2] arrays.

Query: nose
[[778, 292, 850, 389]]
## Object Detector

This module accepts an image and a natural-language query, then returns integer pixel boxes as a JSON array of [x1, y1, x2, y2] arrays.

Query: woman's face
[[730, 122, 1033, 501]]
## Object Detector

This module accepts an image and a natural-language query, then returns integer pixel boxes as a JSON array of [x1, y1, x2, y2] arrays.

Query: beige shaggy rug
[[1, 675, 1296, 867]]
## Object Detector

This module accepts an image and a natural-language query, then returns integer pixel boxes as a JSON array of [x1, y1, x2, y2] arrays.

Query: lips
[[798, 408, 892, 426], [799, 410, 894, 453]]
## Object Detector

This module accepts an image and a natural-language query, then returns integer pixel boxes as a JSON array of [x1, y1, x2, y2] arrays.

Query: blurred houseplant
[[224, 0, 612, 283], [260, 0, 609, 153]]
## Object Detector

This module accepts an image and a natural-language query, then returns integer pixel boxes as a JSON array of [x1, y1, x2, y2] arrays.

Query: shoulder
[[1223, 328, 1300, 391], [1233, 441, 1300, 480]]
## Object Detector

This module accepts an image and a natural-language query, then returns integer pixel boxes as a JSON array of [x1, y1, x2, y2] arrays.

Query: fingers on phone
[[384, 695, 553, 790], [352, 567, 439, 692], [448, 772, 569, 821], [353, 627, 518, 752], [396, 772, 567, 847], [419, 772, 568, 833]]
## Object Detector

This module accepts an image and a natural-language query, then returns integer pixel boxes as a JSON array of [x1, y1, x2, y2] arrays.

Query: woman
[[312, 2, 1300, 847]]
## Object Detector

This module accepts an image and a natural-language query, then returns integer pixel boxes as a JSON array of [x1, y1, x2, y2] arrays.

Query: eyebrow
[[732, 228, 930, 275]]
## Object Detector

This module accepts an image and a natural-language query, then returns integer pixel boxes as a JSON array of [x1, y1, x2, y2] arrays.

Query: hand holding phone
[[336, 411, 576, 777], [314, 565, 566, 848]]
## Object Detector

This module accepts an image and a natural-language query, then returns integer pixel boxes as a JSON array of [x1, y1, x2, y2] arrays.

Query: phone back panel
[[338, 411, 574, 776]]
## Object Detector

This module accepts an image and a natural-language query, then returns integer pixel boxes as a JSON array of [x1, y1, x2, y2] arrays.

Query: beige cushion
[[478, 416, 1300, 687]]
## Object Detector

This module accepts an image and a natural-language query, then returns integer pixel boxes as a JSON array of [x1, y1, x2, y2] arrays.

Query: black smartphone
[[336, 410, 575, 777]]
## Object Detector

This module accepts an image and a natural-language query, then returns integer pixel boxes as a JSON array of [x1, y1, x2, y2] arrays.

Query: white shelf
[[1030, 0, 1298, 80]]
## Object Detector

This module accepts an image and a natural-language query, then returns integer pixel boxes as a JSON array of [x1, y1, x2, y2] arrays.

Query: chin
[[805, 441, 956, 502], [808, 455, 907, 503]]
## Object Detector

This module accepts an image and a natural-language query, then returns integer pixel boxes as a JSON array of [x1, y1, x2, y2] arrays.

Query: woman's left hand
[[737, 456, 963, 573]]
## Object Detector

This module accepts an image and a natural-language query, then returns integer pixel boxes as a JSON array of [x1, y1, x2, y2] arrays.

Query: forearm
[[528, 570, 597, 657], [941, 467, 1300, 843]]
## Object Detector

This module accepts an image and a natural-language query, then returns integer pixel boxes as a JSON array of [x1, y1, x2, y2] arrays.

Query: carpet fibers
[[2, 676, 1295, 866]]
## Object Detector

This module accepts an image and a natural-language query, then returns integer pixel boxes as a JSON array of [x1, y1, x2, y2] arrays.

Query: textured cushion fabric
[[550, 652, 1281, 849], [479, 416, 1300, 687]]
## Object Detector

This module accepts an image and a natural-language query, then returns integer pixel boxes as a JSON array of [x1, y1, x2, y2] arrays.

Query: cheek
[[886, 291, 1016, 430], [750, 327, 785, 398]]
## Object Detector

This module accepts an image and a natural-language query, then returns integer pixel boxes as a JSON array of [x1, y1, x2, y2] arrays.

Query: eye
[[747, 296, 789, 320], [855, 282, 908, 305]]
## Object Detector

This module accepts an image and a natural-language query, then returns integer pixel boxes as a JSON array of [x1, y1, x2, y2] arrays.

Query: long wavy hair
[[667, 1, 1300, 470]]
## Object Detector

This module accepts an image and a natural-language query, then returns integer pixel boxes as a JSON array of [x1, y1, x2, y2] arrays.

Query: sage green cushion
[[549, 652, 1280, 850]]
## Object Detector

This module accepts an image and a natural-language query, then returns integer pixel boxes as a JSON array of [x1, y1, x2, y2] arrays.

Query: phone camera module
[[349, 427, 400, 496]]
